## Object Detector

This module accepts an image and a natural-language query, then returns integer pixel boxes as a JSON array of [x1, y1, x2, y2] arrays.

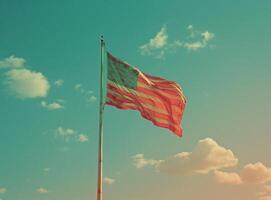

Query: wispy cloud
[[133, 154, 162, 169], [87, 96, 97, 103], [140, 26, 168, 58], [74, 83, 83, 91], [43, 168, 51, 172], [78, 134, 89, 142], [104, 177, 115, 185], [55, 127, 76, 142], [139, 25, 215, 59], [0, 55, 25, 69], [54, 79, 64, 87], [54, 126, 89, 143], [133, 138, 238, 175], [41, 100, 64, 110], [36, 187, 49, 194], [182, 25, 215, 51], [74, 83, 96, 104]]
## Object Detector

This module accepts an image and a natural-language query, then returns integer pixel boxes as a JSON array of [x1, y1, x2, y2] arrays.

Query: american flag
[[106, 52, 186, 137]]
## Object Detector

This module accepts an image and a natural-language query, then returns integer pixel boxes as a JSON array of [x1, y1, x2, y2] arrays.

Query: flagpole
[[97, 36, 105, 200]]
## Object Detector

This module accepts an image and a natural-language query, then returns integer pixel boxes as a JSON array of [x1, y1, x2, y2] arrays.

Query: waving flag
[[106, 52, 186, 137]]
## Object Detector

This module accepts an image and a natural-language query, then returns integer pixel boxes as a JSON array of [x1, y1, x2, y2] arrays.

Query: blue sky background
[[0, 0, 271, 200]]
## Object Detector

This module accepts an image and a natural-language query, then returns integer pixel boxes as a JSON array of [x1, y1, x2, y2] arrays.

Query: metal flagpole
[[97, 36, 105, 200]]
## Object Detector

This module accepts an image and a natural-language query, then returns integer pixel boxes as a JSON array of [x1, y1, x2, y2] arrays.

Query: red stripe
[[107, 97, 182, 137], [136, 85, 182, 101], [107, 101, 138, 111], [137, 76, 184, 97], [108, 81, 181, 104], [143, 73, 170, 82], [135, 86, 184, 107], [107, 94, 181, 123], [137, 82, 183, 99], [152, 119, 182, 136], [107, 83, 183, 113]]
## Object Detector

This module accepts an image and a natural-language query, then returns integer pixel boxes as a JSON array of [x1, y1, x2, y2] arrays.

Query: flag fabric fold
[[106, 52, 186, 137]]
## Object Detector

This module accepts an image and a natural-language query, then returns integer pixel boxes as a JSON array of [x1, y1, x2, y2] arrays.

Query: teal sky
[[0, 1, 271, 200]]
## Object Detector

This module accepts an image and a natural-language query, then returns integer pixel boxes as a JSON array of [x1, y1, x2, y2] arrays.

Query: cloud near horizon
[[214, 162, 271, 185], [258, 196, 271, 200], [133, 138, 238, 175], [257, 185, 271, 200]]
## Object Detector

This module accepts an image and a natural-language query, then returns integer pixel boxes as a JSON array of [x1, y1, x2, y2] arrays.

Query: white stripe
[[107, 92, 181, 121], [107, 98, 180, 128], [108, 79, 182, 103]]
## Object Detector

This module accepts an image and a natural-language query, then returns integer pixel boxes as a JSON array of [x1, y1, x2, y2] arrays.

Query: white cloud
[[41, 100, 64, 110], [133, 154, 162, 169], [139, 25, 215, 58], [183, 41, 206, 50], [133, 138, 238, 176], [4, 69, 50, 99], [0, 187, 7, 194], [74, 84, 83, 92], [187, 24, 193, 30], [214, 162, 271, 185], [54, 127, 88, 143], [36, 187, 48, 194], [140, 26, 167, 51], [43, 168, 51, 172], [202, 31, 215, 41], [55, 127, 76, 142], [87, 96, 97, 103], [183, 30, 215, 51], [140, 26, 168, 58], [104, 177, 115, 185], [54, 79, 64, 87], [0, 55, 25, 69], [187, 24, 197, 38], [74, 83, 96, 104], [78, 134, 88, 142], [149, 27, 168, 48]]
